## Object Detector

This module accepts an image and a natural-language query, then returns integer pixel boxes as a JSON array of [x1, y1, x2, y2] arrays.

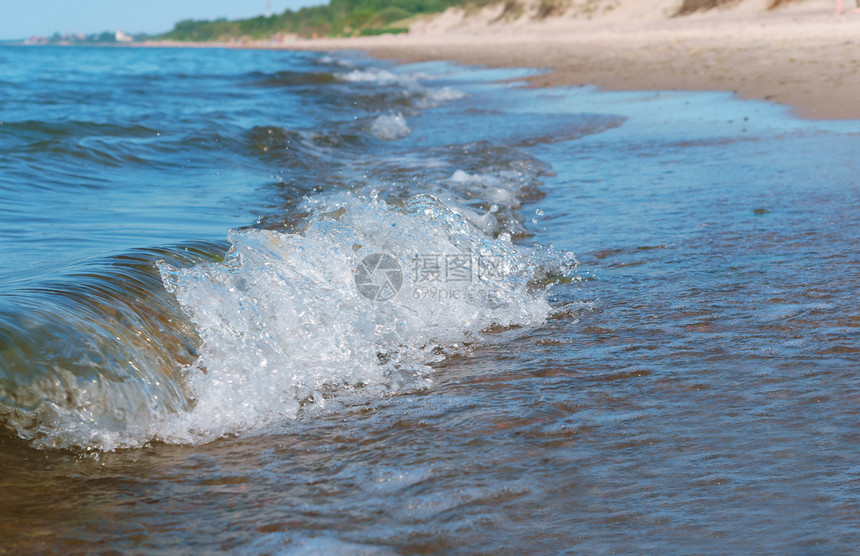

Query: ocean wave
[[0, 243, 225, 450], [153, 192, 570, 448], [0, 53, 580, 451], [336, 69, 409, 85], [245, 69, 338, 88], [0, 120, 160, 152], [333, 66, 466, 114], [0, 189, 572, 451], [245, 124, 368, 169], [370, 113, 411, 140], [416, 86, 467, 108]]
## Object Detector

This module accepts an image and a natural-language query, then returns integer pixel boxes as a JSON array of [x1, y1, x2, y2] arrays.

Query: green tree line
[[159, 0, 495, 41]]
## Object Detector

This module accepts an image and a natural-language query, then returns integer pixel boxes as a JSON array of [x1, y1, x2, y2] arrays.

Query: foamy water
[[370, 113, 411, 140], [0, 50, 574, 451], [152, 193, 566, 448]]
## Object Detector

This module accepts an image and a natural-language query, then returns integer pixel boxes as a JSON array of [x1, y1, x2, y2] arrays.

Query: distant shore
[[293, 0, 860, 120], [128, 0, 860, 119]]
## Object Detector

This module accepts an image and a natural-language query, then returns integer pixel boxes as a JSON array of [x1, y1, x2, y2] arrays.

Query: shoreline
[[353, 29, 860, 121], [139, 0, 860, 120], [294, 0, 860, 120], [22, 0, 858, 119]]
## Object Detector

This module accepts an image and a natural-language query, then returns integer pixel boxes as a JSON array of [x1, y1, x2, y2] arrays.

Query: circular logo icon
[[354, 253, 403, 301]]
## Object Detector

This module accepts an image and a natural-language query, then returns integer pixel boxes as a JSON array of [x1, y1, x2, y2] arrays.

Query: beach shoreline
[[135, 0, 860, 120]]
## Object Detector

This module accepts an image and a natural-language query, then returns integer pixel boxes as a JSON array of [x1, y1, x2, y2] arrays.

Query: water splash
[[0, 192, 571, 451], [370, 113, 411, 140], [153, 193, 570, 448]]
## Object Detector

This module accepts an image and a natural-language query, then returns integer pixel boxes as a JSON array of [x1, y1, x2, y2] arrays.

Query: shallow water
[[1, 46, 859, 553]]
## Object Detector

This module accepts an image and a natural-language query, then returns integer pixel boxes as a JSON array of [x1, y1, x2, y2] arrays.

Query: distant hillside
[[29, 0, 808, 46], [158, 0, 496, 41]]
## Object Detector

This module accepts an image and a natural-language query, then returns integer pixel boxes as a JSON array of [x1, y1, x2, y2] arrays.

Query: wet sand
[[277, 0, 860, 120]]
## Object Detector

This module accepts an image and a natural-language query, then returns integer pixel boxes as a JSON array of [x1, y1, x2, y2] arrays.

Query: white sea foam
[[1, 58, 550, 450], [1, 189, 569, 451], [370, 113, 411, 140], [448, 169, 521, 208], [416, 86, 467, 108], [336, 69, 405, 85], [1, 140, 559, 451], [318, 54, 350, 67], [148, 193, 566, 447], [337, 67, 465, 111]]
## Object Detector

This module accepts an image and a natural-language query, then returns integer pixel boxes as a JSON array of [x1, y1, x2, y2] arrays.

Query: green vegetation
[[358, 27, 411, 36], [158, 0, 487, 41], [34, 0, 788, 46]]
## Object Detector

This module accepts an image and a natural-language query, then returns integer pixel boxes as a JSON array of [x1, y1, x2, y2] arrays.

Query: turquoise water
[[1, 45, 859, 553]]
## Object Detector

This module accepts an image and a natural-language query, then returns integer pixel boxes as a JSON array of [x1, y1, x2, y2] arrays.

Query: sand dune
[[286, 0, 860, 119]]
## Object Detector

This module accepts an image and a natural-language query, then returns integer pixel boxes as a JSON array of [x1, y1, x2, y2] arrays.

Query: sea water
[[0, 45, 858, 553]]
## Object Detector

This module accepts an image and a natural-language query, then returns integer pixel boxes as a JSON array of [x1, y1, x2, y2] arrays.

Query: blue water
[[1, 45, 859, 553]]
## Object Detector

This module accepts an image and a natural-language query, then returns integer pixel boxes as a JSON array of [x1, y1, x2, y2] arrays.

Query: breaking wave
[[0, 53, 603, 451], [0, 188, 572, 450]]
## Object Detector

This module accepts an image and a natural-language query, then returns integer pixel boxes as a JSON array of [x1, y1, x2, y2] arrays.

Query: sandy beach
[[273, 0, 860, 120]]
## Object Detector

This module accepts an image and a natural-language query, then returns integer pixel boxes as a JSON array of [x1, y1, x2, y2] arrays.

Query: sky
[[1, 0, 326, 40]]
